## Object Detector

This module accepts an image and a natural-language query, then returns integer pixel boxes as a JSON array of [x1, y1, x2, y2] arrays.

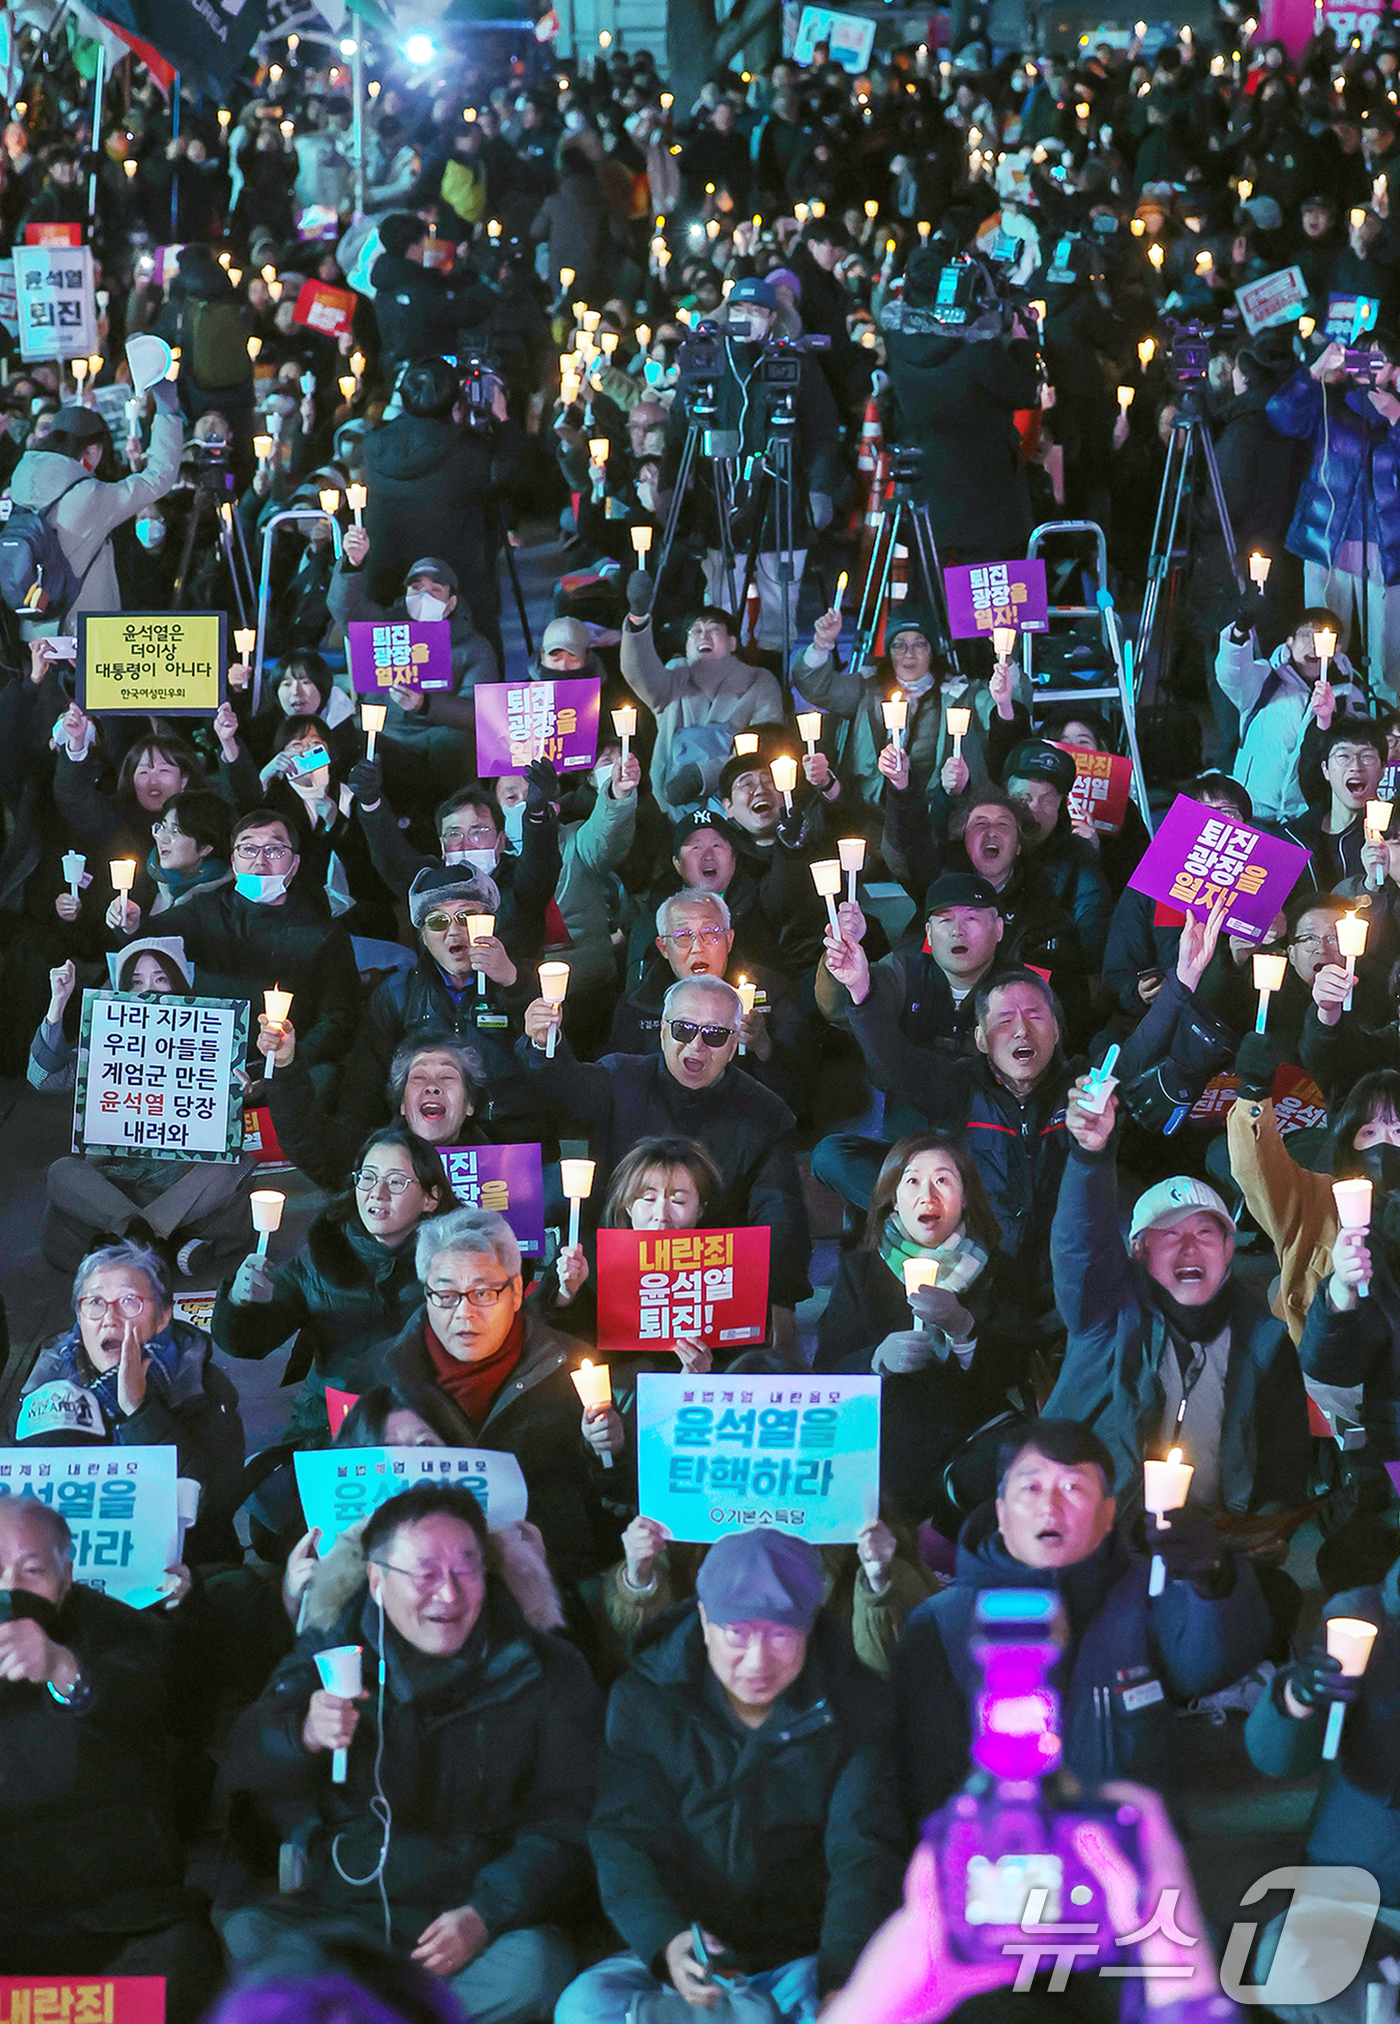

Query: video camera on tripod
[[1166, 318, 1212, 392], [928, 248, 1030, 337]]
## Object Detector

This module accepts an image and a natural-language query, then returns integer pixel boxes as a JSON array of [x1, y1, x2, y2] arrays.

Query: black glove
[[348, 758, 383, 808], [664, 762, 704, 807], [776, 787, 824, 854], [1287, 1650, 1362, 1711], [525, 755, 560, 811], [1151, 1508, 1229, 1592], [1234, 1027, 1287, 1101], [1234, 590, 1263, 636], [627, 570, 655, 618]]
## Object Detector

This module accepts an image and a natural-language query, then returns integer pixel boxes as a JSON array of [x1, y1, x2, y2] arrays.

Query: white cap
[[16, 1381, 106, 1443], [1128, 1176, 1234, 1247]]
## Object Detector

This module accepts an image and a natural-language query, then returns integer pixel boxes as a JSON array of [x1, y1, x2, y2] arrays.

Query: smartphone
[[1138, 966, 1165, 987], [690, 1924, 742, 1984], [286, 743, 330, 777]]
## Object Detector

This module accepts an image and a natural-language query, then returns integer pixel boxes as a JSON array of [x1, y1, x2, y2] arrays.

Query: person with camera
[[368, 214, 496, 370]]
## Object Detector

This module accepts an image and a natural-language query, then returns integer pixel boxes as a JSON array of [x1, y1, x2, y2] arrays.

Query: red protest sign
[[0, 1981, 165, 2024], [326, 1387, 359, 1437], [596, 1227, 770, 1353], [1188, 1061, 1327, 1130], [1057, 743, 1133, 835], [24, 222, 81, 247], [292, 278, 356, 339]]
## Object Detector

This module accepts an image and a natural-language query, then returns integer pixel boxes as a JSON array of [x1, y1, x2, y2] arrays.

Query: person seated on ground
[[224, 647, 359, 770], [0, 1498, 223, 2023], [331, 526, 497, 696], [554, 1528, 906, 2024], [995, 737, 1113, 967], [814, 1133, 1037, 1528], [1045, 1073, 1311, 1639], [222, 1483, 600, 2023], [33, 940, 261, 1276], [894, 1417, 1272, 1827], [212, 1123, 455, 1443], [519, 974, 812, 1362], [1029, 703, 1153, 900], [1284, 714, 1387, 890], [16, 1237, 244, 1562], [1215, 603, 1360, 824], [618, 574, 785, 810], [1102, 771, 1251, 1022], [128, 788, 233, 921], [349, 1208, 628, 1595]]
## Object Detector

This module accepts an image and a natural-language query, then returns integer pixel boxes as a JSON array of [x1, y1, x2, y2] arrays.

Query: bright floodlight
[[339, 37, 358, 54], [403, 32, 436, 64]]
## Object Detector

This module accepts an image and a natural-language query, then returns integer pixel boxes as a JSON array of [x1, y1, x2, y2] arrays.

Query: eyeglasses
[[713, 1622, 805, 1653], [665, 926, 726, 947], [373, 1557, 483, 1597], [422, 909, 480, 934], [77, 1292, 148, 1321], [233, 841, 294, 865], [424, 1280, 515, 1310], [1292, 932, 1341, 951], [151, 818, 184, 838], [667, 1019, 736, 1048], [352, 1167, 417, 1195], [440, 825, 497, 848]]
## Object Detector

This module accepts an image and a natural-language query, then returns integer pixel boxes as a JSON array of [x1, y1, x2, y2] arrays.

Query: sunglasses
[[423, 909, 476, 933], [667, 1019, 735, 1048]]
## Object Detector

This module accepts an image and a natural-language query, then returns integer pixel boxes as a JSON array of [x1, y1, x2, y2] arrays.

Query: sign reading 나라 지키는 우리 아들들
[[78, 612, 224, 716], [73, 993, 248, 1163]]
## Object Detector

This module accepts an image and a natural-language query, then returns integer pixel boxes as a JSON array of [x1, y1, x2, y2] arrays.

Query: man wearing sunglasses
[[521, 975, 811, 1362]]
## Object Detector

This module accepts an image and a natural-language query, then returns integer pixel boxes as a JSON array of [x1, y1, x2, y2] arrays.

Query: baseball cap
[[1004, 738, 1078, 798], [406, 556, 459, 592], [695, 1527, 825, 1629], [672, 809, 736, 852], [728, 276, 779, 310], [923, 872, 1001, 915], [1128, 1176, 1234, 1246], [16, 1381, 107, 1445], [540, 617, 590, 660]]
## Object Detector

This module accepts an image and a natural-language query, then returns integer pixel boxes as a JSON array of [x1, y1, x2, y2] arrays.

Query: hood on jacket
[[9, 447, 95, 512], [953, 1499, 1132, 1629], [299, 1508, 566, 1636], [364, 413, 473, 486]]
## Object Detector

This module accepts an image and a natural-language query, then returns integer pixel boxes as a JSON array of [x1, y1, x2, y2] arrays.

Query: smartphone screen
[[965, 1851, 1063, 1926]]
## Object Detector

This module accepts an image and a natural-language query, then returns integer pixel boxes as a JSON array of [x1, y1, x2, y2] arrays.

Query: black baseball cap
[[672, 809, 737, 851], [923, 872, 1001, 915], [1004, 738, 1077, 798]]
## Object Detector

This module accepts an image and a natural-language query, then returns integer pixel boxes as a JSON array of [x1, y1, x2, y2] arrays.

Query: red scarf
[[424, 1312, 524, 1429]]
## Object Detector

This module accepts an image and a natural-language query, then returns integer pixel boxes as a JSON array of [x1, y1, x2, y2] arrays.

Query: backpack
[[186, 298, 252, 391], [0, 473, 89, 616]]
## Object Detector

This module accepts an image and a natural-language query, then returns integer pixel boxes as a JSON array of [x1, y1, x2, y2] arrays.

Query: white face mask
[[135, 518, 164, 549], [234, 871, 290, 903], [455, 847, 498, 877], [503, 803, 525, 848], [406, 590, 448, 623]]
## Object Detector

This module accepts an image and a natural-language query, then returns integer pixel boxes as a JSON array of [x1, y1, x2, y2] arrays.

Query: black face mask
[[0, 1585, 61, 1635], [1360, 1141, 1400, 1198]]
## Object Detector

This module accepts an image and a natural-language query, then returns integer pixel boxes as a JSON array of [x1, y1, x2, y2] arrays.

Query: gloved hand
[[348, 758, 383, 808], [664, 762, 704, 807], [1150, 1508, 1229, 1591], [908, 1282, 975, 1343], [525, 755, 560, 811], [231, 1254, 274, 1305], [627, 570, 655, 618], [809, 491, 834, 532], [871, 1330, 942, 1374], [1233, 589, 1262, 636], [1286, 1650, 1362, 1710], [775, 787, 823, 853], [150, 378, 181, 416], [1234, 1027, 1286, 1101]]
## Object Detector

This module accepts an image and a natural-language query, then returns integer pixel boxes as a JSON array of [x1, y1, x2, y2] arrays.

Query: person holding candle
[[222, 648, 359, 771], [1214, 607, 1360, 824], [1000, 738, 1113, 965], [329, 530, 499, 720], [53, 720, 207, 920], [1103, 771, 1254, 1018], [1282, 715, 1387, 889]]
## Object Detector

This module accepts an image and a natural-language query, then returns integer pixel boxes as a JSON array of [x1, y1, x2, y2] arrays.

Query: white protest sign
[[74, 992, 248, 1163], [13, 244, 97, 362], [1235, 265, 1308, 336], [294, 1446, 530, 1543], [0, 1446, 178, 1609], [637, 1372, 881, 1543], [0, 260, 18, 340]]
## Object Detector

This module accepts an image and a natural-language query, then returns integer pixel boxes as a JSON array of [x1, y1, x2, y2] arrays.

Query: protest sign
[[0, 1980, 165, 2024], [597, 1227, 770, 1352], [637, 1373, 881, 1543], [79, 612, 224, 716], [23, 222, 81, 247], [346, 618, 453, 695], [0, 260, 17, 339], [944, 559, 1049, 638], [438, 1144, 546, 1257], [73, 993, 248, 1162], [1325, 292, 1379, 342], [294, 1447, 529, 1544], [1058, 744, 1133, 835], [0, 1448, 177, 1610], [292, 278, 357, 337], [790, 5, 877, 69], [1126, 794, 1309, 944], [172, 1291, 216, 1332], [1235, 265, 1307, 335], [326, 1387, 358, 1437], [1189, 1061, 1328, 1132], [13, 244, 96, 361], [474, 677, 601, 775]]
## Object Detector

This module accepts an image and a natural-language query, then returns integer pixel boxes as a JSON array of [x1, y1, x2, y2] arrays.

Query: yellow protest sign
[[79, 611, 224, 715]]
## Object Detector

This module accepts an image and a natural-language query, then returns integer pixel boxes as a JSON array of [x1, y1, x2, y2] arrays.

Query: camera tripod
[[1134, 392, 1244, 699], [852, 448, 962, 676], [172, 470, 257, 624], [731, 384, 802, 673], [651, 378, 739, 598]]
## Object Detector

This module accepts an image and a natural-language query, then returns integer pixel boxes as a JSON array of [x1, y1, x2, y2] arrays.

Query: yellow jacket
[[1226, 1095, 1336, 1344]]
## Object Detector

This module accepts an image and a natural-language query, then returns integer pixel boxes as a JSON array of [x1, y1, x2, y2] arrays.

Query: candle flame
[[1167, 1446, 1182, 1465]]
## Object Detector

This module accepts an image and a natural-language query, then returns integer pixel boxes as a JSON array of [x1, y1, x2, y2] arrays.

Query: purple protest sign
[[1127, 794, 1310, 945], [437, 1143, 546, 1257], [943, 559, 1049, 639], [474, 677, 601, 776], [347, 619, 453, 695]]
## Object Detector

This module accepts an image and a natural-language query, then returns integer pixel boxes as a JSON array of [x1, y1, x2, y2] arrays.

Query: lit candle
[[918, 219, 930, 241], [539, 961, 570, 1058], [902, 1257, 938, 1326], [234, 627, 256, 663], [770, 754, 799, 811], [250, 1189, 285, 1256], [467, 914, 494, 996], [589, 436, 609, 468], [810, 859, 844, 936], [350, 349, 366, 383], [346, 482, 367, 527], [864, 199, 878, 220], [838, 836, 865, 905], [1323, 1616, 1379, 1758], [1315, 624, 1337, 681], [735, 975, 758, 1055], [247, 335, 262, 362], [71, 357, 87, 386], [253, 434, 273, 467], [559, 265, 575, 291], [1337, 910, 1368, 1004], [992, 625, 1017, 663], [62, 850, 85, 898], [833, 569, 848, 614], [109, 858, 136, 930], [1252, 950, 1286, 1034], [1117, 384, 1135, 413], [560, 1157, 595, 1252], [630, 525, 653, 565], [1143, 1444, 1194, 1594], [262, 985, 292, 1078], [570, 1356, 613, 1466], [733, 733, 759, 757], [797, 711, 821, 756], [1249, 552, 1270, 589], [1149, 243, 1164, 271], [1334, 1177, 1374, 1299], [1299, 315, 1316, 338], [883, 691, 908, 751], [361, 702, 387, 760], [318, 487, 339, 517], [612, 705, 636, 762], [946, 705, 972, 761], [1368, 799, 1394, 889]]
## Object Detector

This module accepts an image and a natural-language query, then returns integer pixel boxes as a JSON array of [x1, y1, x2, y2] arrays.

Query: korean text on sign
[[474, 676, 601, 775], [79, 612, 224, 716], [74, 993, 247, 1163], [294, 1447, 529, 1545], [346, 618, 453, 695], [0, 1448, 178, 1610], [637, 1373, 881, 1543], [12, 243, 96, 361], [1059, 745, 1133, 836], [438, 1143, 546, 1257], [0, 1981, 165, 2024], [597, 1226, 771, 1353], [944, 558, 1049, 638], [1126, 794, 1309, 945]]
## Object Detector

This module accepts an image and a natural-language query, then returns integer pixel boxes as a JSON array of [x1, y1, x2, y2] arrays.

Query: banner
[[1126, 794, 1309, 944], [0, 1448, 177, 1610], [474, 677, 601, 775], [437, 1144, 546, 1258], [73, 993, 248, 1163], [789, 4, 877, 69], [0, 1980, 165, 2024], [1188, 1060, 1328, 1132], [79, 612, 224, 716], [597, 1227, 770, 1353], [292, 277, 356, 337], [85, 0, 271, 90], [637, 1372, 881, 1543], [1058, 744, 1133, 835], [346, 618, 453, 696], [944, 559, 1049, 639], [294, 1447, 529, 1544], [1235, 265, 1307, 335], [23, 222, 82, 247], [13, 244, 96, 362]]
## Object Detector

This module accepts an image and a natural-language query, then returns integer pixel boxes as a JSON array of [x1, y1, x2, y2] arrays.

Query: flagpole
[[169, 69, 179, 237], [86, 39, 105, 236], [351, 20, 364, 219]]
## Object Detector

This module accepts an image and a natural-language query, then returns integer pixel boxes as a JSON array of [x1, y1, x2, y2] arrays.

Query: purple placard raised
[[943, 559, 1049, 639], [1127, 794, 1310, 945], [437, 1143, 546, 1257], [474, 677, 601, 776], [347, 618, 453, 695]]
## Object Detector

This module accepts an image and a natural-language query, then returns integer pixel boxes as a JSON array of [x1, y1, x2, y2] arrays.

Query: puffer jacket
[[7, 407, 183, 618], [1266, 369, 1400, 583]]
